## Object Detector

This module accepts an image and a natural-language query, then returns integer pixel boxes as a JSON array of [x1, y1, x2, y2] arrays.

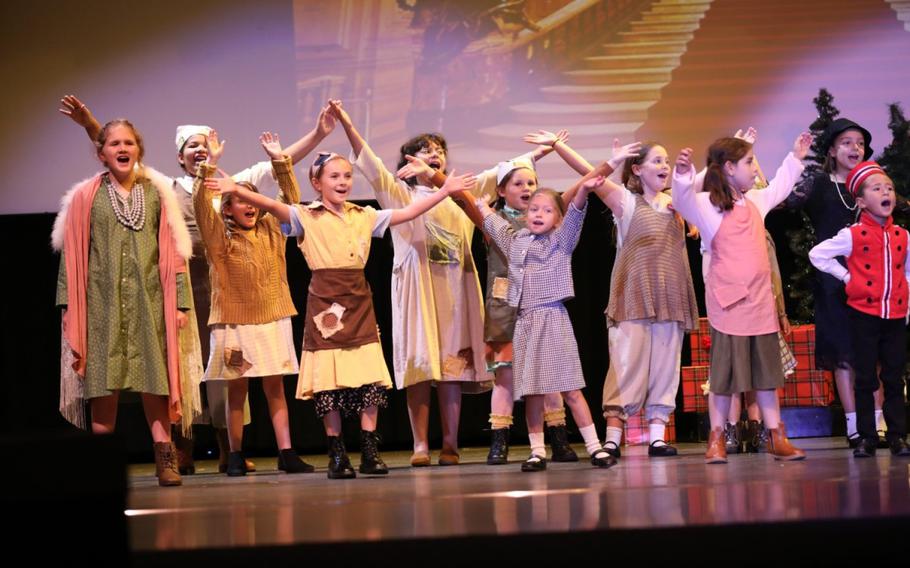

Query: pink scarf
[[60, 173, 187, 423]]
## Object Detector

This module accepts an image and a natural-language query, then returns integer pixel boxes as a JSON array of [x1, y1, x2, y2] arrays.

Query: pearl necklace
[[830, 174, 858, 212], [105, 174, 146, 230]]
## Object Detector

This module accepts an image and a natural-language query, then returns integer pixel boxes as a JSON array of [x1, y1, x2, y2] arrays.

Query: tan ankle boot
[[154, 442, 183, 487], [705, 428, 728, 464], [173, 426, 195, 475], [767, 422, 806, 461]]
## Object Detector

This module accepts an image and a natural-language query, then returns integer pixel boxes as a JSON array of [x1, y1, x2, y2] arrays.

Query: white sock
[[579, 424, 603, 456], [649, 423, 667, 447], [845, 412, 857, 437], [605, 426, 623, 448], [529, 431, 546, 458], [875, 409, 886, 432]]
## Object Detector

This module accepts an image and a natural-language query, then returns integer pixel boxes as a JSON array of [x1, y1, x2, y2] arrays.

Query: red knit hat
[[845, 161, 886, 197]]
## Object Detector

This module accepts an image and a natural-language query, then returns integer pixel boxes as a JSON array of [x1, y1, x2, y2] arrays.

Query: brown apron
[[303, 268, 379, 351]]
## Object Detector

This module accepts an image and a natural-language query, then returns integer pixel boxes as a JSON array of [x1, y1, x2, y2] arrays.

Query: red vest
[[845, 212, 909, 319]]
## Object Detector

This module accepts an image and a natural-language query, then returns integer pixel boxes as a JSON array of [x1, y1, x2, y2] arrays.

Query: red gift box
[[785, 324, 817, 370], [688, 317, 711, 365], [778, 369, 834, 407], [681, 365, 709, 412], [623, 409, 676, 446]]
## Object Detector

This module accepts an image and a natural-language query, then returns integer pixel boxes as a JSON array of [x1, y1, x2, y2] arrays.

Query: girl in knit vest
[[672, 132, 812, 464], [477, 171, 618, 472], [206, 134, 477, 478], [193, 132, 312, 476]]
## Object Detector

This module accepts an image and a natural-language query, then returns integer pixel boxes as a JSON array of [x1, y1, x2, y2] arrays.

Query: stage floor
[[128, 437, 910, 554]]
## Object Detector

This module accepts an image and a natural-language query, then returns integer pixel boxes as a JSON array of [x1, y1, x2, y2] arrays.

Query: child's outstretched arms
[[58, 94, 102, 141], [281, 103, 336, 165], [523, 129, 591, 174], [205, 172, 292, 224], [560, 138, 640, 214], [328, 99, 364, 158], [260, 132, 301, 205], [755, 132, 811, 214], [388, 170, 477, 227], [397, 155, 487, 230]]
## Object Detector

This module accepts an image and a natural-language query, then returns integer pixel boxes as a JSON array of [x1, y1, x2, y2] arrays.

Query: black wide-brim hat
[[819, 118, 873, 160]]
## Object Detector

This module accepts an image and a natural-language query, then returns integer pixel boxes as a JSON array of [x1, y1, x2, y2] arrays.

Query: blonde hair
[[530, 188, 566, 221], [96, 118, 145, 162], [221, 181, 260, 238]]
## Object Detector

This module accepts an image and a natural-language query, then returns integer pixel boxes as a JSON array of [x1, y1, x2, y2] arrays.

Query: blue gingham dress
[[483, 202, 588, 399]]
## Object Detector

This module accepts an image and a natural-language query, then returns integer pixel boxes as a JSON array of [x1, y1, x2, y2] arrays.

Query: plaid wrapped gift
[[785, 324, 817, 371], [688, 317, 711, 365], [681, 365, 709, 412], [778, 369, 834, 407], [623, 409, 676, 446]]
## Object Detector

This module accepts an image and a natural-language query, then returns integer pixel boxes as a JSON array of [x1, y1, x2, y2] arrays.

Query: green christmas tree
[[876, 102, 910, 226], [786, 88, 840, 323]]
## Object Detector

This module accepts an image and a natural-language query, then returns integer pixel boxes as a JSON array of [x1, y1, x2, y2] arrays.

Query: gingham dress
[[483, 202, 588, 400]]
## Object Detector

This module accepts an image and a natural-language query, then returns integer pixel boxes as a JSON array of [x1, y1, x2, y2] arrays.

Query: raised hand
[[675, 148, 694, 175], [207, 130, 226, 165], [396, 154, 434, 181], [327, 99, 352, 126], [734, 127, 758, 145], [204, 168, 238, 195], [523, 129, 567, 147], [259, 131, 284, 160], [793, 132, 813, 160], [610, 138, 642, 165], [441, 169, 477, 195], [58, 94, 95, 128], [316, 104, 336, 137], [581, 175, 605, 193]]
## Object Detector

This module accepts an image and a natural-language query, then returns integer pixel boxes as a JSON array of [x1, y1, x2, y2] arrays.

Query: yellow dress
[[285, 201, 394, 399]]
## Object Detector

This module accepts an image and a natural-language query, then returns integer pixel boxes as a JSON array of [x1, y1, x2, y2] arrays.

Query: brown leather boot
[[217, 428, 256, 473], [767, 422, 806, 461], [173, 426, 195, 475], [154, 442, 183, 487], [705, 428, 728, 464]]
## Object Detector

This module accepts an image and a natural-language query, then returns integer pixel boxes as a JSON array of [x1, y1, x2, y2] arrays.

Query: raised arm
[[329, 99, 365, 158], [669, 148, 703, 227], [389, 170, 477, 226], [192, 162, 226, 251], [204, 172, 292, 224], [259, 132, 301, 205], [561, 139, 640, 215], [281, 104, 336, 165], [524, 130, 592, 175], [58, 95, 102, 142], [556, 176, 599, 252], [751, 132, 812, 216]]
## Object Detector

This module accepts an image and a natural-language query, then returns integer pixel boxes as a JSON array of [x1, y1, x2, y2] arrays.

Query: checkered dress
[[483, 202, 588, 399]]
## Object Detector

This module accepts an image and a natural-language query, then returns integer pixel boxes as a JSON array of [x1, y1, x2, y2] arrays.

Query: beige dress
[[284, 201, 395, 399]]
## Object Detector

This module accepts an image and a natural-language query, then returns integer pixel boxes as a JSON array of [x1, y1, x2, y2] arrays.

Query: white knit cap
[[175, 124, 212, 152], [495, 158, 535, 185]]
